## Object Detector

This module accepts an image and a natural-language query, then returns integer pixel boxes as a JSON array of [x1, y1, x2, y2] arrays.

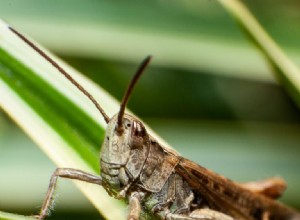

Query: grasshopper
[[9, 26, 300, 220]]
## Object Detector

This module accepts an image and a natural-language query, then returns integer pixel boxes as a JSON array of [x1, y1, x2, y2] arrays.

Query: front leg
[[127, 192, 144, 220], [35, 168, 102, 219]]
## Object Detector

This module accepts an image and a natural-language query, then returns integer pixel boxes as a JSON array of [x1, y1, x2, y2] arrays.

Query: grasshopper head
[[100, 113, 149, 192]]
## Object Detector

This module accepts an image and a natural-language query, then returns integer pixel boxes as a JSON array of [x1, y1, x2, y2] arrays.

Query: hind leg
[[189, 209, 234, 220], [240, 177, 286, 199], [158, 208, 234, 220]]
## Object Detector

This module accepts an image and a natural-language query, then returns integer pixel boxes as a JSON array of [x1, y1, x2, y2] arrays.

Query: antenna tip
[[145, 55, 152, 62], [140, 55, 152, 69]]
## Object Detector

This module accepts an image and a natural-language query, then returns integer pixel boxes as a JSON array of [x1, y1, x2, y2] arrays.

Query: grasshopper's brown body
[[8, 26, 300, 220], [100, 114, 300, 220]]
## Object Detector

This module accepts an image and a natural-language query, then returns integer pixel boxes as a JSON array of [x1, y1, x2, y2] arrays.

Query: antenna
[[9, 26, 110, 124], [117, 55, 152, 133]]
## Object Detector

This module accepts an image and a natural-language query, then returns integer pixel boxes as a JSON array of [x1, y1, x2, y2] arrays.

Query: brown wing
[[175, 157, 298, 220], [175, 157, 254, 220]]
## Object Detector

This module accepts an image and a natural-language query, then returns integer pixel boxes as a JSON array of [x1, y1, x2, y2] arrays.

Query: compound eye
[[132, 121, 145, 136], [130, 121, 146, 148]]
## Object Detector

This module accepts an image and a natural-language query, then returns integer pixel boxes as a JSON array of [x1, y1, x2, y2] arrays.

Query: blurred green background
[[0, 0, 300, 219]]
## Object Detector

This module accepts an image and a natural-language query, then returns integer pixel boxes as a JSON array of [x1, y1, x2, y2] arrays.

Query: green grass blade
[[0, 19, 126, 220], [218, 0, 300, 108]]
